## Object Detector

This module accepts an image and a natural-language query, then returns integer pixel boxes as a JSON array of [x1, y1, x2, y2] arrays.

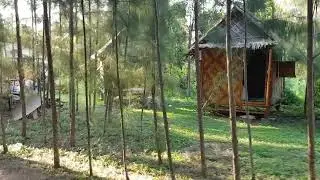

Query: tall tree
[[43, 0, 60, 168], [34, 0, 40, 94], [0, 112, 8, 154], [307, 0, 316, 179], [151, 65, 162, 165], [187, 2, 193, 97], [114, 0, 129, 179], [0, 19, 7, 154], [243, 0, 255, 179], [193, 0, 207, 177], [226, 0, 240, 179], [80, 0, 93, 176], [41, 13, 47, 143], [89, 0, 97, 113], [153, 0, 175, 179], [14, 0, 27, 139], [30, 0, 36, 90], [69, 0, 76, 147]]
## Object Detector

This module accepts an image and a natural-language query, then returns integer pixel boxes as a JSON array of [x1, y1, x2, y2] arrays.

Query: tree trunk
[[58, 3, 62, 114], [187, 4, 193, 97], [80, 0, 93, 175], [243, 0, 255, 179], [42, 17, 47, 144], [0, 27, 2, 94], [69, 0, 76, 147], [107, 90, 113, 124], [94, 0, 101, 115], [140, 75, 147, 143], [226, 0, 240, 179], [43, 0, 60, 168], [14, 0, 27, 139], [153, 0, 175, 179], [193, 0, 207, 177], [74, 5, 79, 114], [103, 89, 109, 135], [76, 80, 79, 112], [1, 113, 8, 154], [114, 1, 129, 179], [88, 0, 96, 114], [34, 0, 40, 94], [307, 0, 316, 179], [31, 0, 36, 90], [151, 66, 162, 165]]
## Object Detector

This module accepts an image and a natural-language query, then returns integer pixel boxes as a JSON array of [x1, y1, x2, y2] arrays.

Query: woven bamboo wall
[[201, 48, 244, 106]]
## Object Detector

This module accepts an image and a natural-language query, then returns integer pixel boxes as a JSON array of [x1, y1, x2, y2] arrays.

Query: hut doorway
[[246, 49, 267, 101]]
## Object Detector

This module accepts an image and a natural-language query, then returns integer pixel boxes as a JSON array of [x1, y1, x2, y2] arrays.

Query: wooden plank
[[265, 48, 273, 116], [242, 101, 266, 107]]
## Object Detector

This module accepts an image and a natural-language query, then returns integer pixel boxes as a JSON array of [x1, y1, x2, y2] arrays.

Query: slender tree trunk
[[43, 0, 60, 168], [124, 0, 130, 62], [307, 0, 316, 179], [34, 0, 40, 94], [193, 0, 207, 177], [226, 0, 240, 179], [0, 32, 2, 94], [153, 0, 175, 179], [243, 0, 255, 179], [80, 0, 93, 175], [1, 113, 8, 154], [76, 80, 79, 112], [88, 0, 95, 114], [74, 5, 79, 113], [140, 75, 147, 142], [14, 0, 27, 139], [46, 79, 50, 105], [114, 1, 129, 179], [107, 90, 113, 124], [103, 89, 109, 135], [58, 3, 62, 114], [42, 17, 47, 144], [187, 4, 193, 97], [31, 0, 36, 90], [69, 0, 76, 147], [151, 65, 162, 165]]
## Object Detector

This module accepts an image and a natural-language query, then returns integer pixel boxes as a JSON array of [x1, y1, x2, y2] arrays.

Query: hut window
[[275, 61, 296, 78]]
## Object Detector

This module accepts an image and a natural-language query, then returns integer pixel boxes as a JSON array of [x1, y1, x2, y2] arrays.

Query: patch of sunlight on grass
[[175, 107, 195, 112], [172, 125, 305, 149]]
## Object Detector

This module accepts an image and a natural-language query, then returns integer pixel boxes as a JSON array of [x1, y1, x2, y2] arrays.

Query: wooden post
[[265, 48, 273, 116]]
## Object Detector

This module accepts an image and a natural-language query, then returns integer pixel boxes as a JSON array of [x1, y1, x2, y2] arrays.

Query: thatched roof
[[197, 5, 277, 50]]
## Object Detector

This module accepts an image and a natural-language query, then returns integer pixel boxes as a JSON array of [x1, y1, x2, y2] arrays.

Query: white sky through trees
[[0, 0, 306, 31]]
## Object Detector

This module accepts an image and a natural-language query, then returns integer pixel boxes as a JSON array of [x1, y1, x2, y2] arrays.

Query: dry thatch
[[197, 5, 277, 50]]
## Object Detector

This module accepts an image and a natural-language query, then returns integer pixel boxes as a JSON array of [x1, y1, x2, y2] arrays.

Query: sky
[[1, 0, 58, 30], [0, 0, 306, 29]]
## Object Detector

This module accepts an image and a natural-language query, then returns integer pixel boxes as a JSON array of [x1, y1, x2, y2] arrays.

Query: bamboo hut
[[192, 5, 295, 116]]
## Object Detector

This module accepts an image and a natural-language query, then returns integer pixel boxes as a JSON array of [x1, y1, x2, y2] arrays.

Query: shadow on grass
[[0, 153, 103, 179]]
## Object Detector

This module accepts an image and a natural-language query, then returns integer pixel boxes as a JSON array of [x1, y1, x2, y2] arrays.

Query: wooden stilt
[[265, 48, 273, 117]]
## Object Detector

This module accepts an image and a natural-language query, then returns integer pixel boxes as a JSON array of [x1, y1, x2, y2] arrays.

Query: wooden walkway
[[11, 94, 41, 121]]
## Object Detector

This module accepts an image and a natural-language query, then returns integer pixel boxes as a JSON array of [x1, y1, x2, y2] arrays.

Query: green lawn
[[1, 97, 319, 179]]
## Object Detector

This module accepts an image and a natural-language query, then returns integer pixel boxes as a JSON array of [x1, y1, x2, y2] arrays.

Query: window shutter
[[274, 61, 295, 78]]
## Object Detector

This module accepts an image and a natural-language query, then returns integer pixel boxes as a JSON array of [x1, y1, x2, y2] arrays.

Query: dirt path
[[0, 154, 73, 180]]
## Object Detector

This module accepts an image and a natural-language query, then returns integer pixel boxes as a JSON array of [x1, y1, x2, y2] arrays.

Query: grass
[[1, 95, 320, 179]]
